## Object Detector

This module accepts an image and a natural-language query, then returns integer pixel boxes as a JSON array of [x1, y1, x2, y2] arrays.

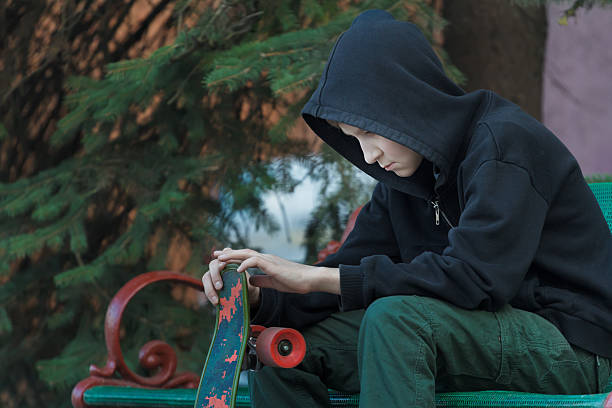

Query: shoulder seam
[[479, 122, 501, 161], [474, 159, 549, 206]]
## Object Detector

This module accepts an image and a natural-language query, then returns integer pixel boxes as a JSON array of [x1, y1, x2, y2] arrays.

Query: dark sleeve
[[251, 182, 399, 328], [339, 160, 549, 312]]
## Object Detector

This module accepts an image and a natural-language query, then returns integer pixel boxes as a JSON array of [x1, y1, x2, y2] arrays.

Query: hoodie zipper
[[431, 165, 454, 228], [430, 197, 454, 228]]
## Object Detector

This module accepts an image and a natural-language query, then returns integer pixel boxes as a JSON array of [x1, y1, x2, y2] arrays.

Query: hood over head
[[301, 9, 487, 198]]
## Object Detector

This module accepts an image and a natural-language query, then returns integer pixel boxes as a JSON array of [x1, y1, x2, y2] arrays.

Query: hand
[[216, 248, 340, 295], [201, 247, 261, 307]]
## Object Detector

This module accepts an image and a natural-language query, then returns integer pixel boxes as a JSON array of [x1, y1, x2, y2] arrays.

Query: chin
[[394, 168, 416, 177]]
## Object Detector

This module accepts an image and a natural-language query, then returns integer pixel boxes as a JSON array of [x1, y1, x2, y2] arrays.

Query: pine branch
[[1, 3, 454, 403]]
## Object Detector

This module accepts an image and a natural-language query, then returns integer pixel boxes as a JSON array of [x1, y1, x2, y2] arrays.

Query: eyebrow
[[346, 126, 370, 136]]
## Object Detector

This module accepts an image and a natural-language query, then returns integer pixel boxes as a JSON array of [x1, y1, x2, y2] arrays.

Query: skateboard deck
[[194, 264, 249, 408]]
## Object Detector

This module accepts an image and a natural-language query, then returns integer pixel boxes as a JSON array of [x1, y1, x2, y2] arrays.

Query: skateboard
[[194, 264, 306, 408]]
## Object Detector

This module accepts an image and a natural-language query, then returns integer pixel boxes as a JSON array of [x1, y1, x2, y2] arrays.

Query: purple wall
[[542, 4, 612, 175]]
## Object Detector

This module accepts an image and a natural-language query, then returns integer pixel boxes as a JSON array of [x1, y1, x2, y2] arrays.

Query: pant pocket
[[537, 356, 582, 392], [494, 305, 591, 393], [422, 299, 504, 390]]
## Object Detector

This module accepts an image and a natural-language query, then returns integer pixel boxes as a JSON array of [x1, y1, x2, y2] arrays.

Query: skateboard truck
[[245, 327, 263, 371]]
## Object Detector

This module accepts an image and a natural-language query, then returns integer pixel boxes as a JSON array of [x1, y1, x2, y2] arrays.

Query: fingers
[[213, 247, 233, 256], [216, 248, 258, 261], [234, 255, 263, 273], [202, 258, 226, 305], [216, 249, 270, 274], [205, 248, 273, 306], [209, 259, 224, 291], [211, 247, 233, 261], [202, 270, 218, 305]]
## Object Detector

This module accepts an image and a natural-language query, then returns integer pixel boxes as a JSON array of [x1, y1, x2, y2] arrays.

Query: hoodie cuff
[[339, 264, 365, 311], [250, 287, 276, 326]]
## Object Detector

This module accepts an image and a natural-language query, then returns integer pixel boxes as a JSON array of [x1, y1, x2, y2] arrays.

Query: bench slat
[[84, 386, 612, 407]]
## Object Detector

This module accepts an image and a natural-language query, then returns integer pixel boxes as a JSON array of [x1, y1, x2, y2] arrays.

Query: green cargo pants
[[249, 295, 611, 407]]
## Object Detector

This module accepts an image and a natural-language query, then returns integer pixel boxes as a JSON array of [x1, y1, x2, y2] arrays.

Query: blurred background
[[0, 1, 610, 406]]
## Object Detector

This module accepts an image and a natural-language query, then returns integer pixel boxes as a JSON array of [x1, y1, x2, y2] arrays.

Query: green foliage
[[36, 317, 106, 390], [0, 1, 455, 403], [514, 0, 612, 24], [205, 0, 462, 96], [0, 306, 12, 334], [585, 174, 612, 183], [301, 146, 377, 263]]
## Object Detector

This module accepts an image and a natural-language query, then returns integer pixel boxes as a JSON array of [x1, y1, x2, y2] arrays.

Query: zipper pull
[[431, 200, 440, 226]]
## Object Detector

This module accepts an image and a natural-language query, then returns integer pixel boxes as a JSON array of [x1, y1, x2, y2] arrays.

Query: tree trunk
[[443, 1, 547, 120]]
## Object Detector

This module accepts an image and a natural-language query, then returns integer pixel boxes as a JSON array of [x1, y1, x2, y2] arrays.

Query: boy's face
[[329, 121, 424, 178]]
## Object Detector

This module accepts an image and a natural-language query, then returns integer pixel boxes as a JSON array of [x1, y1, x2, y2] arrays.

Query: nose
[[360, 142, 382, 165], [361, 146, 382, 164]]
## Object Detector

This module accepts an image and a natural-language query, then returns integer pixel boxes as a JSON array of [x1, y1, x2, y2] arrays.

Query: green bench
[[72, 183, 612, 408]]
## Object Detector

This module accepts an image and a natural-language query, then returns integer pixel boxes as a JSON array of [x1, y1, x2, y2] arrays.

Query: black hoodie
[[252, 10, 612, 358]]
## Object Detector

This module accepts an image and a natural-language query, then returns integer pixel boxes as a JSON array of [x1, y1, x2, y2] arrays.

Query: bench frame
[[72, 186, 612, 407]]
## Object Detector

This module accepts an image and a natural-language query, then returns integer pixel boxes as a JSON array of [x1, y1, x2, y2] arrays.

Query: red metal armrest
[[71, 271, 203, 408], [317, 205, 363, 263]]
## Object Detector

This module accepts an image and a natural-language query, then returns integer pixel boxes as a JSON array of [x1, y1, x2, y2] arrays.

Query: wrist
[[311, 267, 340, 295]]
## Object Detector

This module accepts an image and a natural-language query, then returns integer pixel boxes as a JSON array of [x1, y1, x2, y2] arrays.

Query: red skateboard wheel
[[250, 325, 266, 337], [256, 327, 306, 368]]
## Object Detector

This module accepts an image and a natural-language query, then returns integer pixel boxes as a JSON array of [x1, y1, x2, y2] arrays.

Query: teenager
[[202, 10, 612, 407]]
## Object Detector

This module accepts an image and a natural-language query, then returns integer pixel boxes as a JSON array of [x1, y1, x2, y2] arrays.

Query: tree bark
[[443, 1, 547, 120]]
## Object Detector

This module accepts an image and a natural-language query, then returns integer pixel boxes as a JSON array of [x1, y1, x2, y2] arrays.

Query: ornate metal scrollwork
[[71, 271, 203, 408]]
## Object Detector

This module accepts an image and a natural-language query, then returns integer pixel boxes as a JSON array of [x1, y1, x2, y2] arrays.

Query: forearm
[[251, 267, 341, 328]]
